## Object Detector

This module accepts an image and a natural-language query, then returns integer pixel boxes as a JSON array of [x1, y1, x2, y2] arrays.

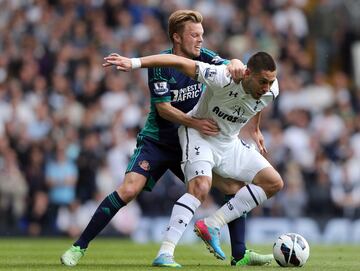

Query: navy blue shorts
[[126, 135, 184, 191]]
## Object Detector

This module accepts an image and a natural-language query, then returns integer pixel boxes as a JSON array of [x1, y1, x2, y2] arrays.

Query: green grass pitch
[[0, 238, 358, 270]]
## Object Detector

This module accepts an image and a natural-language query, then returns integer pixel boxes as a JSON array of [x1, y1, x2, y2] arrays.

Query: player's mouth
[[257, 89, 268, 97]]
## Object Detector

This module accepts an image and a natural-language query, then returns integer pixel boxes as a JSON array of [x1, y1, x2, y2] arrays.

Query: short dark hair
[[247, 52, 276, 74]]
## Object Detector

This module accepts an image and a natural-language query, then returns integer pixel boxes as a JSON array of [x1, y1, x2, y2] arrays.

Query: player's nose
[[259, 87, 267, 94], [262, 84, 270, 93]]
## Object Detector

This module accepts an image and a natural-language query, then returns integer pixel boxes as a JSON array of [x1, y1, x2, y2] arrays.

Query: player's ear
[[173, 33, 181, 44]]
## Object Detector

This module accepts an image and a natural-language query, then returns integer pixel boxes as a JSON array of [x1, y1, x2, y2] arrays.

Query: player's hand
[[191, 117, 220, 136], [227, 59, 246, 84], [102, 53, 121, 67], [251, 129, 267, 155], [103, 53, 132, 71]]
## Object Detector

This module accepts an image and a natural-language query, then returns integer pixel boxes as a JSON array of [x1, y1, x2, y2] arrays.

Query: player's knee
[[118, 183, 142, 203], [188, 177, 212, 202], [265, 172, 283, 197], [254, 168, 283, 198], [118, 173, 146, 203], [271, 174, 284, 194]]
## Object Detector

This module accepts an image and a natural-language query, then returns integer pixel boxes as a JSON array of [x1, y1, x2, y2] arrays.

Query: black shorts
[[126, 135, 184, 191]]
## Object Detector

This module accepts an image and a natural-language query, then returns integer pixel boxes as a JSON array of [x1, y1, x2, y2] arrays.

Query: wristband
[[130, 58, 141, 69]]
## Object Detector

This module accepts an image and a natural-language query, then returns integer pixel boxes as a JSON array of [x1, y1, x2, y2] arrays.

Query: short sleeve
[[195, 61, 232, 90]]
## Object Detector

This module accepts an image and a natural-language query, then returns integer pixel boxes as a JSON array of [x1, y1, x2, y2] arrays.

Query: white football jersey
[[191, 61, 279, 141]]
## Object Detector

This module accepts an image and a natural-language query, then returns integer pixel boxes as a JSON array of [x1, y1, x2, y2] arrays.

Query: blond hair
[[168, 10, 203, 43]]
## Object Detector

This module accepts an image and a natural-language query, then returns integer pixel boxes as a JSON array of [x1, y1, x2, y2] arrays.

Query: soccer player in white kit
[[104, 51, 284, 262]]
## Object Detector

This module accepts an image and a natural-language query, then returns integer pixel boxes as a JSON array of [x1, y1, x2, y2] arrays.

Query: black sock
[[74, 191, 126, 249], [225, 194, 246, 260]]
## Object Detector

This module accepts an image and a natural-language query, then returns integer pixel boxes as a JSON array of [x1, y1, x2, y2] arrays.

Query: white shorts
[[178, 126, 272, 183]]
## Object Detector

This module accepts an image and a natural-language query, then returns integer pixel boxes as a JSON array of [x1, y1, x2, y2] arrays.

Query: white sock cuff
[[176, 193, 201, 214], [246, 184, 267, 204]]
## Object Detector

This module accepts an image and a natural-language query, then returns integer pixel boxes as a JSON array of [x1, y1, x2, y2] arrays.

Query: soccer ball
[[273, 233, 310, 267]]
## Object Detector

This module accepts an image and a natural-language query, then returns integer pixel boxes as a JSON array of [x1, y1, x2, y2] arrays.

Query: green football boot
[[60, 245, 86, 266], [231, 249, 273, 266]]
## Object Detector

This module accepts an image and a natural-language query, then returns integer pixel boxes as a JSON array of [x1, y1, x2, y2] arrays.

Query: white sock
[[157, 193, 201, 256], [205, 184, 267, 228]]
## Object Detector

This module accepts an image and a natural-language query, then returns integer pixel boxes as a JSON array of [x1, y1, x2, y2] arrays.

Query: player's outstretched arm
[[103, 53, 197, 78]]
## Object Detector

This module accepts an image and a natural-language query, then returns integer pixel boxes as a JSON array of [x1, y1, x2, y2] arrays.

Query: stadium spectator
[[330, 138, 360, 219], [45, 141, 78, 232], [24, 145, 48, 236], [305, 150, 339, 224], [76, 132, 103, 203], [0, 148, 28, 232], [278, 162, 307, 218]]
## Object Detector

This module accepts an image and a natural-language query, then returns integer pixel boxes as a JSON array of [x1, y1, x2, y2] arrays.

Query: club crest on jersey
[[204, 67, 217, 81], [231, 105, 245, 116], [153, 82, 168, 95], [139, 160, 150, 171]]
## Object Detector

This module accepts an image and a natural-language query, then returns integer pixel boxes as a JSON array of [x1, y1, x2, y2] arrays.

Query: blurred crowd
[[0, 0, 360, 237]]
